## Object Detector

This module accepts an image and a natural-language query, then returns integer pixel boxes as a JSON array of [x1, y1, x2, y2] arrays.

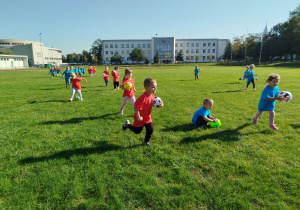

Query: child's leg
[[114, 82, 117, 89], [252, 80, 255, 89], [117, 81, 119, 89], [144, 123, 154, 143], [77, 89, 83, 100], [254, 111, 263, 120], [69, 88, 76, 101], [105, 80, 109, 86], [65, 79, 68, 87], [128, 124, 143, 134], [269, 110, 275, 125], [195, 116, 208, 128], [121, 96, 130, 109], [246, 81, 250, 88], [129, 96, 136, 108]]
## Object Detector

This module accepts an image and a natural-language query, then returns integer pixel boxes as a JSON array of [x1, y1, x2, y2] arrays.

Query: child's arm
[[120, 85, 131, 91], [157, 99, 164, 107], [134, 109, 143, 121], [266, 95, 284, 101], [82, 78, 87, 83], [203, 116, 218, 122]]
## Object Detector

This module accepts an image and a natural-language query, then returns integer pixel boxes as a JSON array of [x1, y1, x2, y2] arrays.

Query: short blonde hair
[[144, 78, 156, 88], [249, 64, 255, 69], [266, 74, 280, 83], [203, 98, 214, 105]]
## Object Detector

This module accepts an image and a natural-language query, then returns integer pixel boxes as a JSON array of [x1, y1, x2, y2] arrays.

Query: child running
[[69, 72, 87, 101], [62, 66, 71, 88], [246, 64, 256, 90], [252, 74, 284, 130], [192, 98, 219, 128], [119, 68, 136, 114], [239, 65, 249, 80], [112, 66, 120, 90], [122, 78, 163, 146], [103, 66, 110, 87], [194, 65, 201, 80]]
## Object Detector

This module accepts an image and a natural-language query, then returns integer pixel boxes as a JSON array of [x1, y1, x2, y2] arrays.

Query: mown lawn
[[0, 65, 299, 209]]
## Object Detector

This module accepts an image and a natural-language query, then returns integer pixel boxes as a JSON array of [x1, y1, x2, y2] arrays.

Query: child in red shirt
[[120, 68, 136, 114], [93, 66, 96, 76], [69, 72, 87, 101], [112, 66, 120, 90], [103, 66, 110, 87], [123, 78, 163, 146], [88, 66, 93, 77]]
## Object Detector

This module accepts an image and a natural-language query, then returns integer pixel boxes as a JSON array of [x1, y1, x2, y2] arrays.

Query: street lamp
[[39, 33, 45, 67]]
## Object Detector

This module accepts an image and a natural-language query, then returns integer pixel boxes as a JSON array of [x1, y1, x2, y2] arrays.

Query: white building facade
[[102, 37, 228, 64], [0, 39, 62, 67], [0, 54, 29, 69]]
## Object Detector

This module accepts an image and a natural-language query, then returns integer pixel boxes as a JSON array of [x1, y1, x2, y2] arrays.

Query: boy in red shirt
[[123, 78, 163, 146], [69, 72, 87, 101], [103, 66, 110, 87], [112, 66, 120, 90]]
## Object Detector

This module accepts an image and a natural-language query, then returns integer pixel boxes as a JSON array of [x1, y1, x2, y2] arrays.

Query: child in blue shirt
[[62, 66, 71, 88], [253, 74, 284, 130], [194, 65, 201, 80], [246, 64, 256, 90], [239, 65, 249, 80], [192, 98, 219, 128], [56, 67, 61, 76]]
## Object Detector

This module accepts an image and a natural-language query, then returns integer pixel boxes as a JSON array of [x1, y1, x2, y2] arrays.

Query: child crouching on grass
[[192, 98, 219, 128], [69, 72, 87, 101], [122, 78, 163, 146]]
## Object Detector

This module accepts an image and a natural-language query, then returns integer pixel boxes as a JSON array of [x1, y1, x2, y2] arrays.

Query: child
[[120, 68, 136, 114], [122, 78, 163, 146], [93, 66, 97, 76], [103, 66, 110, 87], [239, 65, 249, 80], [192, 98, 219, 128], [252, 74, 284, 130], [246, 64, 256, 90], [88, 66, 93, 77], [194, 65, 201, 80], [69, 72, 87, 101], [49, 67, 55, 77], [112, 66, 120, 90], [62, 66, 71, 88], [56, 67, 61, 76]]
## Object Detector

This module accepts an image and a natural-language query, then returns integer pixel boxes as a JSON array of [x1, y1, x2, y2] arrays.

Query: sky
[[1, 0, 299, 56]]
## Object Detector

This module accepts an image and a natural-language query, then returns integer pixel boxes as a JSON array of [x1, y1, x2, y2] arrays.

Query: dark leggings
[[247, 80, 255, 88], [114, 81, 119, 89], [195, 115, 211, 128], [128, 123, 154, 143]]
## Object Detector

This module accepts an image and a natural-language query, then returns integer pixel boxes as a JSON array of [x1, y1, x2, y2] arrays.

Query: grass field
[[1, 65, 299, 209]]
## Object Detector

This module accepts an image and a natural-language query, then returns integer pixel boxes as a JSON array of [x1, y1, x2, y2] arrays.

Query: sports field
[[1, 65, 299, 209]]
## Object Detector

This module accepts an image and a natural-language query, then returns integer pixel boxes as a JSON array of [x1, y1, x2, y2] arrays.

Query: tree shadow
[[212, 90, 242, 93], [290, 124, 300, 129], [223, 82, 240, 84], [39, 112, 119, 125], [162, 123, 196, 132], [180, 123, 251, 144], [19, 141, 141, 164]]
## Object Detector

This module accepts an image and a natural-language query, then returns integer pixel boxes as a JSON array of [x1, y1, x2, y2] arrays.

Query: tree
[[186, 55, 191, 62], [176, 50, 184, 61], [0, 49, 14, 55], [222, 41, 232, 60], [90, 39, 102, 64], [129, 48, 145, 64], [165, 52, 171, 63], [62, 55, 66, 63], [207, 55, 211, 62], [154, 52, 159, 64], [195, 55, 200, 62], [82, 50, 93, 63], [110, 52, 123, 64]]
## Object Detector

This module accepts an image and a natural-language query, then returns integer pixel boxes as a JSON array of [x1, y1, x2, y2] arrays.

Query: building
[[102, 37, 228, 64], [0, 39, 62, 67], [0, 54, 28, 69]]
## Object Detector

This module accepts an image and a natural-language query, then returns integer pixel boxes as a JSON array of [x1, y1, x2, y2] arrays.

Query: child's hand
[[137, 116, 143, 121], [278, 95, 284, 101], [213, 118, 218, 122], [157, 100, 164, 107], [125, 88, 131, 91]]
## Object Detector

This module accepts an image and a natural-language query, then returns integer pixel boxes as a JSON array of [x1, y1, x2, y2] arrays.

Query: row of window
[[176, 49, 216, 54], [105, 50, 151, 55], [175, 42, 216, 47], [186, 56, 215, 60], [105, 43, 151, 49], [0, 43, 25, 45], [45, 57, 61, 60], [0, 58, 23, 61]]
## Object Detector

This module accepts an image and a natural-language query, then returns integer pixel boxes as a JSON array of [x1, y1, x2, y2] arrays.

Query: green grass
[[0, 65, 299, 209]]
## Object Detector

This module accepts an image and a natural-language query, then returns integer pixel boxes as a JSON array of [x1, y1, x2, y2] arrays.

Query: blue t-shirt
[[247, 70, 255, 82], [258, 85, 280, 111], [74, 68, 78, 74], [194, 68, 200, 75], [243, 70, 249, 79], [192, 106, 211, 124], [57, 68, 61, 73], [63, 70, 71, 79]]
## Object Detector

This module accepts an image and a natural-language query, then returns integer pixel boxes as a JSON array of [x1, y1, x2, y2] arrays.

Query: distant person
[[88, 66, 93, 77], [62, 66, 71, 88], [119, 68, 136, 114], [93, 66, 97, 76], [246, 64, 256, 90], [103, 66, 110, 87], [56, 66, 61, 76], [194, 65, 201, 80], [49, 67, 55, 77], [112, 66, 120, 90], [239, 65, 249, 81], [122, 78, 163, 146], [253, 74, 284, 130], [69, 72, 87, 101], [192, 98, 219, 129]]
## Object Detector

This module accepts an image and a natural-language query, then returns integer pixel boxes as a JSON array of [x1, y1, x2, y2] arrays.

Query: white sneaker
[[253, 88, 256, 90]]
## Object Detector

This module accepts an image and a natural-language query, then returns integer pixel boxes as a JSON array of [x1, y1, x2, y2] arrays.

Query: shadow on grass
[[180, 123, 251, 144], [291, 124, 300, 129], [162, 123, 195, 132], [212, 90, 242, 93], [223, 82, 241, 84], [39, 112, 119, 125], [19, 141, 141, 164], [29, 100, 69, 104]]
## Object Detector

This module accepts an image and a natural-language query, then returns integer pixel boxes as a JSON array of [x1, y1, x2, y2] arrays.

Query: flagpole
[[231, 34, 234, 66], [259, 23, 268, 66], [244, 29, 248, 65]]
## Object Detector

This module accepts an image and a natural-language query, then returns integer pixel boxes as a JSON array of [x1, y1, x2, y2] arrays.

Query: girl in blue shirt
[[253, 74, 284, 130], [194, 65, 201, 80], [246, 64, 256, 90]]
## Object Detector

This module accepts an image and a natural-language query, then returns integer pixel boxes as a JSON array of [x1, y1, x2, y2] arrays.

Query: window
[[212, 56, 215, 59], [212, 49, 215, 53], [175, 50, 178, 54], [115, 51, 118, 54], [110, 51, 113, 54], [122, 51, 125, 54], [147, 44, 150, 48], [186, 49, 189, 53], [115, 44, 118, 48], [213, 42, 216, 46], [191, 49, 194, 53], [138, 44, 141, 48], [143, 50, 146, 54], [148, 50, 151, 54], [203, 49, 206, 53], [186, 43, 189, 47], [126, 44, 129, 48], [105, 44, 108, 48], [127, 50, 130, 54], [208, 43, 211, 47], [196, 49, 199, 53], [180, 43, 183, 47], [191, 56, 194, 60], [105, 51, 108, 54], [175, 43, 178, 47], [142, 44, 146, 48], [110, 44, 113, 48], [106, 57, 109, 61], [131, 44, 134, 48], [121, 44, 124, 48], [203, 56, 206, 60], [196, 43, 199, 47], [127, 57, 131, 61], [203, 43, 206, 47], [191, 43, 194, 47], [208, 49, 211, 53]]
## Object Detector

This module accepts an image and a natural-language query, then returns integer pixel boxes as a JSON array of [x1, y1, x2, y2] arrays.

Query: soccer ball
[[102, 73, 106, 77], [152, 96, 162, 107], [210, 120, 221, 128], [255, 78, 258, 81], [76, 96, 80, 101], [278, 91, 292, 103], [124, 82, 132, 90]]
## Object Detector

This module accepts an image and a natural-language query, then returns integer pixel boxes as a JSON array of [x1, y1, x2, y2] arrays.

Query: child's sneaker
[[119, 109, 123, 114], [252, 117, 257, 124], [69, 99, 72, 102], [269, 124, 278, 130], [122, 120, 130, 130], [144, 142, 151, 146], [253, 88, 256, 90]]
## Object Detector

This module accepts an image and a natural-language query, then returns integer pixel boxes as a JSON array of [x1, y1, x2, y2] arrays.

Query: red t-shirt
[[121, 78, 135, 97], [93, 68, 96, 73], [88, 68, 92, 74], [103, 70, 110, 81], [70, 77, 83, 90], [112, 70, 119, 82], [133, 92, 155, 127]]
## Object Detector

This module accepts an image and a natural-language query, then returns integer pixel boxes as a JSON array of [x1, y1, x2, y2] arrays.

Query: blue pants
[[105, 80, 109, 86]]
